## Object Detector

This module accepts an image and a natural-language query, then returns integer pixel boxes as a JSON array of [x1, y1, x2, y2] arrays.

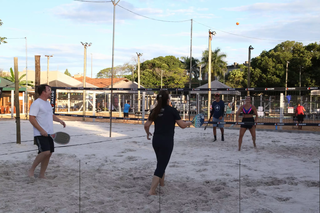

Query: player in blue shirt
[[123, 101, 130, 123], [210, 93, 225, 142]]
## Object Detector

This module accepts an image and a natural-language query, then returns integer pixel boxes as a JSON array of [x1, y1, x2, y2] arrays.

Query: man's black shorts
[[297, 114, 304, 122], [124, 112, 129, 118], [34, 136, 54, 154]]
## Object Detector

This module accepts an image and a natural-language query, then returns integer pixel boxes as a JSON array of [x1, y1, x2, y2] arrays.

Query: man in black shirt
[[210, 94, 225, 142]]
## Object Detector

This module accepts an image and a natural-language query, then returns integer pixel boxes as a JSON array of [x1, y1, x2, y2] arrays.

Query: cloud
[[197, 8, 209, 11], [51, 1, 214, 24], [51, 1, 164, 24], [193, 8, 320, 45], [230, 14, 320, 43], [222, 0, 320, 13]]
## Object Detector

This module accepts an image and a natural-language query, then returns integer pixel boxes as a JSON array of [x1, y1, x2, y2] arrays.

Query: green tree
[[250, 41, 314, 87], [64, 69, 71, 77], [305, 42, 320, 86], [180, 56, 200, 79], [0, 19, 7, 45], [225, 69, 245, 88], [3, 68, 33, 87], [140, 56, 188, 88], [122, 62, 135, 80], [97, 63, 133, 78], [289, 42, 313, 87], [201, 48, 227, 81]]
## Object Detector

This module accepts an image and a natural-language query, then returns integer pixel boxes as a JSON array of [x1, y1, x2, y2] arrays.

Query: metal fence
[[50, 87, 320, 129]]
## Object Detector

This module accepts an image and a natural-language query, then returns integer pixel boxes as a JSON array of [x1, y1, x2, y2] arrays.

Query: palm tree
[[3, 67, 34, 87], [180, 56, 200, 79], [0, 37, 7, 45], [201, 48, 227, 81], [0, 19, 7, 45]]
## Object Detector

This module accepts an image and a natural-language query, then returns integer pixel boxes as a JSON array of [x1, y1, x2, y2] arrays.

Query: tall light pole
[[45, 55, 53, 85], [136, 52, 142, 112], [81, 42, 92, 121], [299, 66, 303, 98], [198, 64, 203, 86], [189, 19, 193, 89], [285, 61, 289, 97], [161, 70, 163, 88], [207, 30, 216, 119], [25, 37, 28, 119], [247, 45, 254, 96], [91, 53, 93, 78], [74, 0, 118, 136], [110, 0, 120, 137]]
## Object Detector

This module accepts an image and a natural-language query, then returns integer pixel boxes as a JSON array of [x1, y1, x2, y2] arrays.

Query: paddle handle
[[48, 134, 56, 140], [204, 112, 213, 130]]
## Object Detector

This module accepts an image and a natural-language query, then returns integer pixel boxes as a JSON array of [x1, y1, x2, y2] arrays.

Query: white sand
[[0, 119, 319, 213]]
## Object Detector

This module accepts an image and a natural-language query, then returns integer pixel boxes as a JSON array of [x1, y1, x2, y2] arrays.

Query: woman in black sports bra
[[236, 96, 258, 151]]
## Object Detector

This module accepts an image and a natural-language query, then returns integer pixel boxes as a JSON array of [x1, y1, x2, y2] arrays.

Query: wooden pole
[[14, 57, 21, 144], [34, 55, 41, 145], [208, 31, 212, 120], [35, 55, 41, 99], [136, 53, 142, 112]]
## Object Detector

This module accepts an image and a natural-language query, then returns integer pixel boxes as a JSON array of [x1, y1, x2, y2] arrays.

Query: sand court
[[0, 119, 319, 213]]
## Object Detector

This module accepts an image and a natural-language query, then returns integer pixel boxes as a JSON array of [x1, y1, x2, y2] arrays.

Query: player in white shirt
[[28, 84, 66, 178]]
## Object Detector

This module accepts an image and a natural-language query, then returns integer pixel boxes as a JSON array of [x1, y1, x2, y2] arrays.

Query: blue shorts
[[212, 117, 224, 128]]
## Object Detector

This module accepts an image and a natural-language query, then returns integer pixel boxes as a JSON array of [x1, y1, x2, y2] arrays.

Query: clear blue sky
[[0, 0, 319, 77]]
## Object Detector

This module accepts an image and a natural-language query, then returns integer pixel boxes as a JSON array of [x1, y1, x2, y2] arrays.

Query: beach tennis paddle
[[204, 112, 213, 130], [191, 113, 205, 128], [49, 132, 70, 145]]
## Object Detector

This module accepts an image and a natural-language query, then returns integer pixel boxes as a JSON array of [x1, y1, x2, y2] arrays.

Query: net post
[[187, 93, 190, 120], [50, 88, 56, 114], [197, 93, 200, 114], [93, 91, 96, 122], [118, 94, 121, 115], [182, 95, 185, 120], [142, 92, 146, 125], [67, 92, 70, 113], [132, 94, 135, 113], [280, 93, 284, 130], [108, 94, 111, 113]]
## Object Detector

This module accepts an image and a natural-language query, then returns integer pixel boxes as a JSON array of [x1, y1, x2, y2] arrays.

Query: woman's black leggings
[[152, 136, 174, 178]]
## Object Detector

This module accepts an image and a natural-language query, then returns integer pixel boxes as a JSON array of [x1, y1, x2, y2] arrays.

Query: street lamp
[[299, 66, 303, 98], [91, 53, 93, 78], [109, 0, 120, 137], [207, 30, 216, 119], [81, 42, 92, 121], [285, 61, 290, 97], [189, 19, 193, 89], [74, 0, 119, 137], [247, 45, 254, 96], [45, 55, 53, 85], [161, 70, 163, 88], [25, 37, 29, 119]]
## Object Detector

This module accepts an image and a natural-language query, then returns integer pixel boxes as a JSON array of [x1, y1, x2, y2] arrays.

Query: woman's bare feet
[[148, 190, 156, 195], [28, 169, 34, 178]]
